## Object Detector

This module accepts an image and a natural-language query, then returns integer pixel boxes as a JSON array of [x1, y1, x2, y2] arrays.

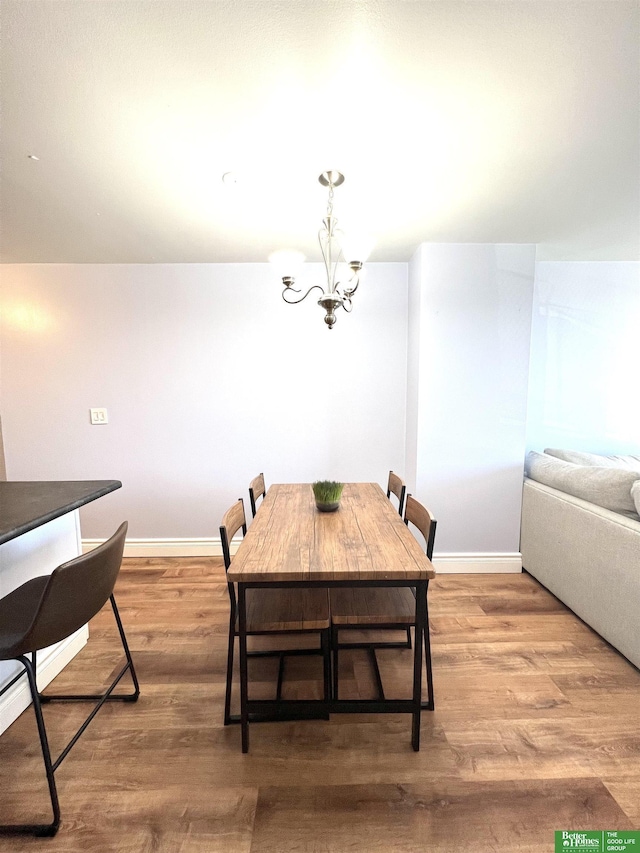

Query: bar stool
[[0, 521, 139, 837]]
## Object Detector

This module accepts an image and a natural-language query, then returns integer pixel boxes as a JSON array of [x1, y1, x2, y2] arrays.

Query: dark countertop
[[0, 481, 122, 546]]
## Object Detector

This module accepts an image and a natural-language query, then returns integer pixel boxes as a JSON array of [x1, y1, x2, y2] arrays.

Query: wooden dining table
[[226, 482, 436, 753]]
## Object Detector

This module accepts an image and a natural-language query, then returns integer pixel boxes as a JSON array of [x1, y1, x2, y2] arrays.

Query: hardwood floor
[[0, 559, 638, 851]]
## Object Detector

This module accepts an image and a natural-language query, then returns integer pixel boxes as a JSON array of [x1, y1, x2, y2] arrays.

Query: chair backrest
[[220, 498, 247, 571], [404, 494, 437, 559], [20, 521, 128, 654], [248, 472, 266, 518], [387, 470, 407, 517]]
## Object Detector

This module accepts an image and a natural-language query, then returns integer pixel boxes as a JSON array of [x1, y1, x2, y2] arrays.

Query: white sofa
[[520, 449, 640, 670]]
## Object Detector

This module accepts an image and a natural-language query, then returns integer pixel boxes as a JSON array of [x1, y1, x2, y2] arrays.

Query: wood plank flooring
[[0, 559, 638, 852]]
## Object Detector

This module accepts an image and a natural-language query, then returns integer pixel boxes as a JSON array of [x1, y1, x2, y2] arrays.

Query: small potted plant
[[312, 480, 344, 512]]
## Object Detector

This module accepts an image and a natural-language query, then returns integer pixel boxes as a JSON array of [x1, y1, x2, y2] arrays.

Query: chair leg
[[275, 653, 286, 701], [321, 629, 331, 714], [405, 628, 412, 649], [224, 614, 235, 725], [0, 656, 60, 837], [367, 647, 385, 701], [331, 625, 339, 700]]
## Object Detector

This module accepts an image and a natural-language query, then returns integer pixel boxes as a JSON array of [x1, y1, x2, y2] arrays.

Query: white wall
[[7, 255, 631, 561], [408, 244, 535, 557], [0, 263, 408, 543], [527, 262, 640, 455]]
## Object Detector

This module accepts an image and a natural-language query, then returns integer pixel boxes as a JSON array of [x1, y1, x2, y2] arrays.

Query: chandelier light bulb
[[340, 231, 374, 265]]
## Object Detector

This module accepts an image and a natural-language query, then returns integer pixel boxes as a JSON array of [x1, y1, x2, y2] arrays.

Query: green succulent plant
[[312, 481, 344, 503]]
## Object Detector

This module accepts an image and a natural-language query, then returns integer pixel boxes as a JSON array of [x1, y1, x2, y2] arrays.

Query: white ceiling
[[1, 0, 639, 264]]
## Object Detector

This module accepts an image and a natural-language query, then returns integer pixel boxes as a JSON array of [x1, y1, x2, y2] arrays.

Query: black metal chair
[[330, 494, 436, 709], [387, 470, 407, 517], [248, 472, 266, 518], [220, 498, 331, 725], [0, 521, 139, 837]]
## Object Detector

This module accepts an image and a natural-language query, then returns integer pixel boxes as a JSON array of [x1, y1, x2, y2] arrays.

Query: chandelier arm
[[345, 280, 359, 297], [341, 298, 353, 313], [282, 284, 325, 305], [338, 274, 360, 301]]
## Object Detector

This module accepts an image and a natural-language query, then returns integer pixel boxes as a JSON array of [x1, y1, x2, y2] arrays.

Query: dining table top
[[226, 482, 436, 584]]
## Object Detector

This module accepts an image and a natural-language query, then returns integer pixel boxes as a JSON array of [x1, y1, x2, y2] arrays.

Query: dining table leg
[[238, 583, 249, 753], [423, 581, 434, 711], [411, 580, 427, 751]]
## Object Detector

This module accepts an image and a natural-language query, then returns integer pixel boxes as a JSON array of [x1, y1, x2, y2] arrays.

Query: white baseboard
[[433, 553, 522, 573], [83, 538, 229, 557], [84, 539, 522, 572], [0, 626, 89, 735]]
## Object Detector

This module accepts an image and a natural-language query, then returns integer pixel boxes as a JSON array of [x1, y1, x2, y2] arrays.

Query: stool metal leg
[[0, 656, 60, 837], [39, 595, 139, 704], [110, 594, 140, 699]]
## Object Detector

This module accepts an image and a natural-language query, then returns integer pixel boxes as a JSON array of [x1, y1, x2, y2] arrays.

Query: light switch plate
[[90, 408, 108, 425]]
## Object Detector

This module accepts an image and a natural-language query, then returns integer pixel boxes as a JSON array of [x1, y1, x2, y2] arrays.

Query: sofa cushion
[[545, 448, 640, 473], [611, 456, 640, 471], [526, 451, 639, 514], [632, 481, 640, 517]]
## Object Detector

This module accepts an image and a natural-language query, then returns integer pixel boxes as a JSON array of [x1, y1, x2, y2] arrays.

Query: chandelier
[[271, 171, 370, 330]]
